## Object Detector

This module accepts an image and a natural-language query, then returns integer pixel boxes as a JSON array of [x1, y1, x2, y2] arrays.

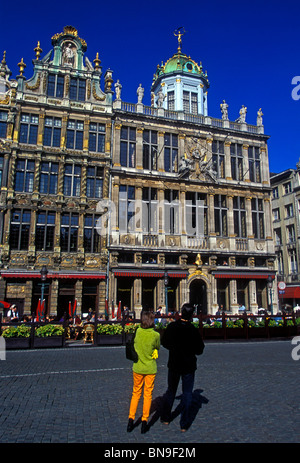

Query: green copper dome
[[152, 50, 209, 88]]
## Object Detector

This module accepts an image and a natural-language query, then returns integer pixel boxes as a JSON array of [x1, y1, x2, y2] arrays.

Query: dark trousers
[[161, 369, 195, 429]]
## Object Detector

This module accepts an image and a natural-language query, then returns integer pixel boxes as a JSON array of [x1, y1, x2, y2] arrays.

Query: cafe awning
[[113, 269, 187, 278], [0, 271, 106, 280], [279, 286, 300, 299], [213, 272, 275, 279]]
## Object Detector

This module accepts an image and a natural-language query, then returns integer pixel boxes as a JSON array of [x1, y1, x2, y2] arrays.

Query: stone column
[[225, 141, 232, 180], [136, 127, 143, 170], [242, 145, 250, 182], [113, 124, 121, 166], [157, 131, 165, 172]]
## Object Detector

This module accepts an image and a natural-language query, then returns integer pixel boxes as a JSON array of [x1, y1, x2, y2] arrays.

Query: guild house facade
[[0, 26, 277, 318]]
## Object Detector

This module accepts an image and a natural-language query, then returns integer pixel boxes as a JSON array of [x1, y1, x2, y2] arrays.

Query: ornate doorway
[[189, 279, 207, 314]]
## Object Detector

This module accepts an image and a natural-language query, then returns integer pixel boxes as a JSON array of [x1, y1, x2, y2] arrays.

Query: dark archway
[[189, 279, 207, 315]]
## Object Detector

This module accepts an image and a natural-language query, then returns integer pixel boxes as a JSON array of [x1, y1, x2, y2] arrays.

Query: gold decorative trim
[[25, 74, 41, 91], [92, 82, 105, 101]]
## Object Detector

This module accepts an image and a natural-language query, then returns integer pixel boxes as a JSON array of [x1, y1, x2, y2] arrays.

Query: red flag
[[117, 301, 122, 319], [111, 300, 115, 318], [36, 299, 41, 322], [73, 299, 77, 317]]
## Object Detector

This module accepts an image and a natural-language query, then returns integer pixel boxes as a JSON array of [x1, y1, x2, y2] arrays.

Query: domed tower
[[151, 28, 209, 116]]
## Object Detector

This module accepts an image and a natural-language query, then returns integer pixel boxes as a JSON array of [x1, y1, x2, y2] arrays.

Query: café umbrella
[[0, 301, 11, 310]]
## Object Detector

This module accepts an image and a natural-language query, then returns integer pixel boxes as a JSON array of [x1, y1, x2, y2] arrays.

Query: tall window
[[274, 228, 282, 246], [84, 214, 101, 253], [66, 120, 84, 150], [15, 159, 35, 192], [251, 198, 264, 239], [86, 166, 103, 199], [60, 213, 79, 252], [142, 187, 158, 233], [164, 190, 180, 234], [19, 114, 39, 144], [183, 91, 198, 114], [233, 197, 246, 237], [0, 111, 7, 138], [185, 192, 207, 236], [63, 164, 81, 196], [212, 140, 225, 179], [119, 185, 135, 232], [89, 123, 105, 152], [120, 126, 136, 167], [230, 143, 243, 181], [289, 249, 298, 274], [164, 133, 178, 173], [69, 77, 86, 101], [43, 117, 61, 147], [143, 130, 158, 170], [167, 91, 175, 110], [248, 146, 261, 183], [36, 212, 56, 251], [39, 161, 58, 195], [214, 195, 227, 236], [47, 74, 64, 98], [10, 209, 31, 250], [286, 225, 296, 244], [285, 203, 294, 218]]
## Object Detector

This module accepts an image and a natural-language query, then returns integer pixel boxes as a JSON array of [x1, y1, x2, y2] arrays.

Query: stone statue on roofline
[[220, 100, 228, 120]]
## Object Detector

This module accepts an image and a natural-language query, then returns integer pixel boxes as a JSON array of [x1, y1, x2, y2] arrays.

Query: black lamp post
[[40, 266, 48, 319], [267, 275, 273, 315]]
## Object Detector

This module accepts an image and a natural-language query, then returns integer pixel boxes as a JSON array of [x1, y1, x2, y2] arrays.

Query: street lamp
[[267, 275, 273, 315], [40, 266, 48, 320], [164, 272, 169, 314]]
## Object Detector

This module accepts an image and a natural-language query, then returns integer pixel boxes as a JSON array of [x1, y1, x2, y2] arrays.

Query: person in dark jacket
[[160, 303, 205, 432]]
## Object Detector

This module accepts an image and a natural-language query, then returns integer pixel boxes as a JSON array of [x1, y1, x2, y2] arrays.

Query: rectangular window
[[183, 91, 198, 114], [212, 140, 225, 179], [233, 196, 246, 237], [47, 74, 64, 98], [63, 164, 81, 196], [19, 113, 39, 144], [289, 249, 298, 274], [0, 111, 8, 138], [185, 192, 207, 236], [248, 146, 261, 183], [164, 190, 179, 234], [251, 198, 264, 239], [15, 159, 35, 192], [167, 91, 175, 110], [43, 117, 61, 147], [285, 203, 294, 218], [39, 161, 58, 195], [164, 133, 178, 173], [60, 213, 79, 252], [89, 123, 105, 152], [66, 120, 84, 150], [86, 166, 103, 198], [120, 126, 136, 167], [230, 143, 243, 181], [10, 209, 31, 250], [283, 181, 292, 195], [36, 211, 56, 251], [286, 225, 296, 244], [274, 228, 282, 246], [69, 77, 86, 101], [214, 195, 227, 236], [84, 214, 101, 253], [119, 185, 135, 232], [143, 130, 158, 170], [142, 187, 158, 233]]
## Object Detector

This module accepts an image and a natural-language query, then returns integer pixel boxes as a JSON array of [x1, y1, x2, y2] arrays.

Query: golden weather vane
[[174, 27, 186, 52]]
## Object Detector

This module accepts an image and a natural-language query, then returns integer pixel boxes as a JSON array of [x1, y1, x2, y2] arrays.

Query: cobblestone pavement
[[0, 339, 299, 445]]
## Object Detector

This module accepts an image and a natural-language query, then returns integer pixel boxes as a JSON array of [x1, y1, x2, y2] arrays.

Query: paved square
[[0, 340, 299, 443]]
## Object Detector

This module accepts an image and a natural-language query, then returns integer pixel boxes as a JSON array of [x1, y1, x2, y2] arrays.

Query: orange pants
[[128, 372, 156, 422]]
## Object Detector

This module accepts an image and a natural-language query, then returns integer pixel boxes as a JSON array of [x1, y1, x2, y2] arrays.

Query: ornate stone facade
[[0, 26, 277, 318]]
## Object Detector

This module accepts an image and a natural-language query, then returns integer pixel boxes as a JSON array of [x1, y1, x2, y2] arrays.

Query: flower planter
[[203, 328, 224, 339], [96, 334, 123, 345], [248, 327, 267, 338], [4, 337, 31, 349], [225, 328, 245, 339], [33, 336, 65, 348]]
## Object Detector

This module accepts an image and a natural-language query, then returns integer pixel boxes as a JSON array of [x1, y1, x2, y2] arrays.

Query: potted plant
[[96, 323, 123, 345], [33, 324, 65, 348], [202, 320, 224, 339], [124, 323, 139, 342], [225, 318, 245, 339], [1, 325, 31, 349]]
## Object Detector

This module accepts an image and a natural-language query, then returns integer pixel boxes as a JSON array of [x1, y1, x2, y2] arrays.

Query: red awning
[[114, 271, 164, 278], [214, 273, 275, 279], [279, 286, 300, 299], [0, 271, 106, 280]]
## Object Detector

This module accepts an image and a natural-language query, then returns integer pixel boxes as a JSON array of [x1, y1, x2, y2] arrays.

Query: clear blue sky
[[1, 0, 299, 173]]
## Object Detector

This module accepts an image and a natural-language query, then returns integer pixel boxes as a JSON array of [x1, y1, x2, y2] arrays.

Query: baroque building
[[0, 26, 277, 318]]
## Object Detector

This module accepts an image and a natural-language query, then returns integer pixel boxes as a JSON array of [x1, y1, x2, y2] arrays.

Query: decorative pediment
[[178, 136, 218, 182]]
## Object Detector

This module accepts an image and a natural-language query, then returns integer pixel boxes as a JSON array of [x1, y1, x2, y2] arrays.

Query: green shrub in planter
[[2, 325, 31, 338], [97, 323, 123, 335], [35, 324, 64, 337], [124, 323, 139, 334]]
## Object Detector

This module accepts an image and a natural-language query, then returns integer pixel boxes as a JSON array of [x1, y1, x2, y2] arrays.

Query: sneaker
[[127, 418, 134, 432]]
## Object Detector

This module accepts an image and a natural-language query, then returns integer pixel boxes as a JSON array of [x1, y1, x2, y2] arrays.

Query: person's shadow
[[144, 388, 209, 431]]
